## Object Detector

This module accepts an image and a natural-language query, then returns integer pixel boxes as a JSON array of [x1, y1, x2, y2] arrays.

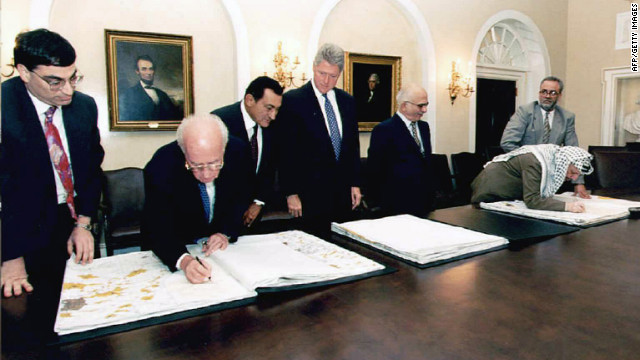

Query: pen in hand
[[195, 256, 212, 281]]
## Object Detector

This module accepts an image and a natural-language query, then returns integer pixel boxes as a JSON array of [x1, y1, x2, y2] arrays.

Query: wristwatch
[[75, 222, 93, 231]]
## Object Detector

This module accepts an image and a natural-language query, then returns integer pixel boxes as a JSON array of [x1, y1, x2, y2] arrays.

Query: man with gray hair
[[276, 43, 361, 237], [357, 73, 389, 123], [367, 83, 434, 216], [142, 114, 252, 283], [500, 76, 589, 198]]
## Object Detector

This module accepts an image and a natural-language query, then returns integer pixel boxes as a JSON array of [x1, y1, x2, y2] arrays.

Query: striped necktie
[[542, 111, 551, 143], [410, 122, 424, 156]]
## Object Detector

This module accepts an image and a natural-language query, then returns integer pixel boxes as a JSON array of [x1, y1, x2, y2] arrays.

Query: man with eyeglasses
[[367, 83, 435, 217], [142, 114, 252, 283], [500, 76, 589, 198], [276, 43, 361, 238], [211, 76, 283, 229], [1, 29, 104, 298]]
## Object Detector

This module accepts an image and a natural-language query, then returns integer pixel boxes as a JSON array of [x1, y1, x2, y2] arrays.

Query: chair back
[[451, 152, 486, 203], [103, 167, 144, 255]]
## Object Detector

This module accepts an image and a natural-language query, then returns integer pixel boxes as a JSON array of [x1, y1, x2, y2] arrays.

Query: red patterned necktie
[[44, 106, 77, 219]]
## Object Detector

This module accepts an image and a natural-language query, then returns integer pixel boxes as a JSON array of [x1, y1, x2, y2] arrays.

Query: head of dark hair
[[135, 55, 155, 70], [245, 76, 284, 101], [13, 28, 76, 71]]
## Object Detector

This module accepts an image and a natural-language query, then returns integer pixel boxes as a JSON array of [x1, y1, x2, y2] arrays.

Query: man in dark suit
[[357, 73, 389, 123], [119, 55, 181, 121], [211, 76, 283, 228], [500, 76, 589, 198], [276, 43, 361, 237], [1, 29, 104, 298], [142, 114, 252, 283], [367, 83, 434, 217]]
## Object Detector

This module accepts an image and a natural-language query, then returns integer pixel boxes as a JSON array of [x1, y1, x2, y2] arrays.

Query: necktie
[[250, 124, 259, 170], [144, 85, 160, 105], [44, 106, 77, 219], [198, 182, 211, 222], [542, 111, 551, 143], [322, 93, 341, 161], [410, 122, 424, 156]]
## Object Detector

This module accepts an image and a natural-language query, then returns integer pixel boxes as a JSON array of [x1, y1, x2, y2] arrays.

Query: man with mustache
[[500, 76, 589, 198]]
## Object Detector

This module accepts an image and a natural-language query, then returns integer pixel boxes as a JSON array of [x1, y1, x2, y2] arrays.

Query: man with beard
[[500, 76, 589, 198], [119, 55, 181, 121]]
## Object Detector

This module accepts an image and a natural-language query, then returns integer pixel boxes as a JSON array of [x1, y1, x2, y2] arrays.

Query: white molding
[[476, 65, 526, 108], [309, 0, 437, 149], [220, 0, 250, 100], [601, 66, 640, 145], [468, 10, 549, 152], [29, 0, 53, 28]]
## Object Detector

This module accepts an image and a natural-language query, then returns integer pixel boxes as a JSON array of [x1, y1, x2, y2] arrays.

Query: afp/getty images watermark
[[632, 3, 638, 71]]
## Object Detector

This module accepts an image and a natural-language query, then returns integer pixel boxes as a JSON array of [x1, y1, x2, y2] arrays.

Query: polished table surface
[[3, 203, 640, 360]]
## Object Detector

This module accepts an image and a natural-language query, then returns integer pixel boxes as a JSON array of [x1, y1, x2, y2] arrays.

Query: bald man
[[142, 114, 252, 283], [367, 83, 435, 217]]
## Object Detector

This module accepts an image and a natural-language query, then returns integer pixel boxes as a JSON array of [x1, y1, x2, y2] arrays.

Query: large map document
[[55, 231, 387, 336], [54, 251, 255, 336], [187, 230, 387, 292], [332, 215, 509, 267], [480, 193, 640, 227]]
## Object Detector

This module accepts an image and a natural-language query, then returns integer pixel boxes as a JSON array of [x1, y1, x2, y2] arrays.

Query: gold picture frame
[[343, 52, 402, 131], [105, 29, 194, 131]]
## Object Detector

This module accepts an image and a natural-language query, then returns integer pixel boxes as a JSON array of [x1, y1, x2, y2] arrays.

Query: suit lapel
[[304, 83, 336, 159], [393, 115, 422, 156], [550, 109, 564, 144]]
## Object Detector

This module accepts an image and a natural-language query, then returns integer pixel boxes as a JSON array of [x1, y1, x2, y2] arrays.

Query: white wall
[[2, 0, 579, 169]]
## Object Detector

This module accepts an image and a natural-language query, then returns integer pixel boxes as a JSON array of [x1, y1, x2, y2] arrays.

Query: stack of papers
[[480, 192, 640, 226], [188, 230, 385, 290], [332, 214, 508, 266], [55, 231, 386, 336]]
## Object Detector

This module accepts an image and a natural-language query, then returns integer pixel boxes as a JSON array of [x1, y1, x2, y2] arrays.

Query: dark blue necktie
[[322, 93, 341, 161], [198, 182, 211, 222]]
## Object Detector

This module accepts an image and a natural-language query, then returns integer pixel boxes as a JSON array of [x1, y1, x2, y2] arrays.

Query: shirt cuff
[[253, 199, 265, 206], [176, 253, 190, 271]]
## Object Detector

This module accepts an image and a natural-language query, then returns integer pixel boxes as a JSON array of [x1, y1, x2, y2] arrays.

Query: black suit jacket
[[211, 102, 276, 207], [119, 83, 181, 121], [276, 81, 360, 221], [1, 76, 104, 262], [141, 137, 252, 268], [367, 114, 434, 217]]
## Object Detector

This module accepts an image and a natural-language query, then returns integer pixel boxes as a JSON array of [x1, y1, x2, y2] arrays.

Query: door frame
[[469, 65, 527, 152]]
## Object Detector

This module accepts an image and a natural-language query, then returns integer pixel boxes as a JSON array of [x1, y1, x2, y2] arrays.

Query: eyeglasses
[[405, 101, 429, 109], [539, 89, 559, 97], [184, 161, 224, 173], [30, 69, 84, 91]]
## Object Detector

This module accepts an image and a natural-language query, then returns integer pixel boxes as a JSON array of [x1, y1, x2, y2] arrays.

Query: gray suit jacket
[[500, 101, 578, 152]]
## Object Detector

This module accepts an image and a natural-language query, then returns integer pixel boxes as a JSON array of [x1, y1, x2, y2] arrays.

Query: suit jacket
[[367, 114, 434, 217], [141, 137, 252, 268], [500, 101, 578, 152], [211, 102, 275, 208], [119, 83, 181, 121], [1, 76, 104, 262], [276, 81, 360, 221], [470, 153, 565, 211]]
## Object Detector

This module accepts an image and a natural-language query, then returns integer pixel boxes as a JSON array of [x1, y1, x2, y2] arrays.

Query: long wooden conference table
[[3, 198, 640, 359]]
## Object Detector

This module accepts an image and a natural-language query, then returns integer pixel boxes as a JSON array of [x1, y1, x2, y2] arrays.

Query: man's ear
[[16, 64, 30, 83], [244, 93, 255, 106]]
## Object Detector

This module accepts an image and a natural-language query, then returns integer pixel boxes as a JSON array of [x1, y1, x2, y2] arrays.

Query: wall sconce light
[[264, 41, 307, 89], [447, 60, 474, 105]]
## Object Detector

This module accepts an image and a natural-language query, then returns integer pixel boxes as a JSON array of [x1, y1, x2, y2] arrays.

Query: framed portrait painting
[[343, 52, 402, 131], [105, 29, 194, 131]]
